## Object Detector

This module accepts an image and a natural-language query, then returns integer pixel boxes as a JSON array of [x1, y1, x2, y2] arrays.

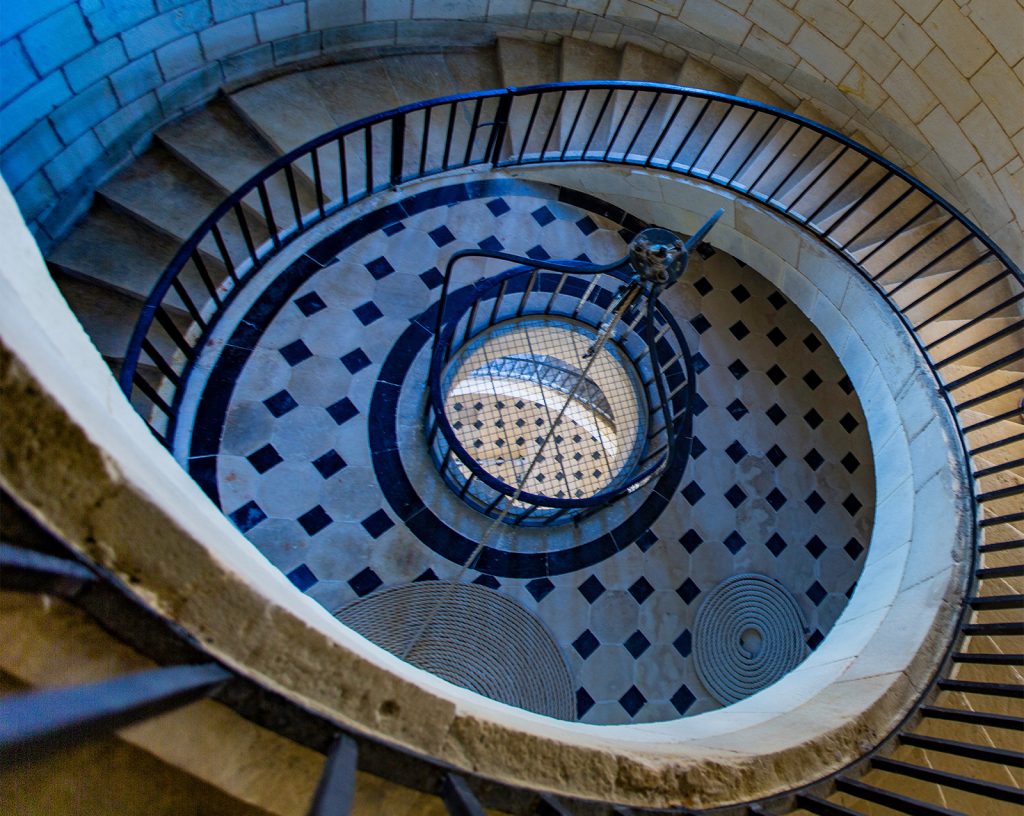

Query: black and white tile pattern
[[176, 178, 874, 725]]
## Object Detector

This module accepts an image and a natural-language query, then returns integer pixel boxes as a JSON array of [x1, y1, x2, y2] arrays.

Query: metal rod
[[307, 734, 358, 816]]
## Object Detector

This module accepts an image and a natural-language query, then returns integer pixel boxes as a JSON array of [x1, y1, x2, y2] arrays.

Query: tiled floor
[[177, 177, 874, 725]]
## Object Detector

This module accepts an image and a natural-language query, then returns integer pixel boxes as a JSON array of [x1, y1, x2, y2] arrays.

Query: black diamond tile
[[844, 537, 864, 560], [695, 241, 714, 259], [731, 283, 750, 303], [673, 629, 692, 657], [312, 449, 346, 479], [526, 577, 555, 602], [353, 301, 383, 326], [725, 484, 747, 508], [691, 314, 711, 334], [766, 487, 787, 510], [348, 567, 382, 597], [478, 235, 503, 253], [420, 266, 444, 289], [805, 491, 825, 513], [287, 564, 317, 591], [766, 403, 786, 425], [670, 684, 696, 715], [726, 398, 749, 420], [326, 397, 358, 425], [428, 225, 455, 247], [361, 509, 394, 539], [841, 452, 860, 473], [531, 205, 556, 226], [803, 369, 822, 390], [765, 532, 787, 556], [365, 256, 395, 279], [635, 530, 657, 552], [677, 578, 701, 604], [578, 575, 605, 603], [628, 577, 654, 605], [691, 393, 708, 416], [693, 276, 713, 296], [576, 687, 595, 717], [573, 629, 600, 659], [526, 245, 550, 260], [692, 351, 709, 374], [845, 581, 858, 599], [382, 220, 405, 236], [619, 685, 646, 717], [724, 530, 747, 554], [340, 348, 371, 374], [229, 500, 266, 532], [766, 444, 787, 466], [804, 447, 824, 470], [624, 630, 651, 658], [294, 291, 326, 316], [414, 568, 438, 581], [726, 440, 747, 463], [767, 327, 787, 346], [263, 389, 297, 417], [768, 291, 787, 310], [575, 214, 598, 235], [840, 412, 860, 433], [838, 375, 854, 394], [805, 535, 826, 558], [803, 408, 823, 429], [679, 529, 703, 553], [487, 197, 511, 217], [279, 339, 313, 366], [843, 493, 863, 516], [807, 629, 825, 649], [690, 436, 706, 458], [804, 333, 822, 352], [806, 581, 827, 606], [766, 364, 787, 385], [473, 574, 501, 589], [575, 252, 592, 262], [247, 443, 282, 474], [728, 359, 749, 380], [681, 481, 705, 505], [298, 505, 332, 536], [729, 320, 750, 341]]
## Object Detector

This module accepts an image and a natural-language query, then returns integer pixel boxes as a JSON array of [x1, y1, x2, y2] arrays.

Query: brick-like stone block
[[366, 0, 412, 22], [63, 39, 131, 94], [849, 0, 902, 37], [156, 33, 203, 80], [884, 15, 933, 68], [308, 0, 363, 29], [922, 0, 993, 77], [919, 106, 981, 177], [742, 25, 799, 78], [790, 23, 854, 83], [110, 54, 163, 105], [970, 55, 1024, 137], [43, 130, 105, 192], [221, 42, 275, 83], [894, 0, 940, 24], [2, 0, 74, 39], [845, 26, 898, 85], [84, 0, 157, 41], [255, 4, 307, 41], [157, 62, 223, 115], [200, 15, 259, 60], [50, 79, 119, 143], [212, 0, 282, 23], [527, 1, 579, 37], [681, 0, 751, 44], [122, 0, 214, 59], [1, 71, 71, 145], [881, 61, 937, 124], [965, 0, 1024, 67], [21, 5, 94, 75], [11, 170, 57, 222], [795, 0, 862, 47], [916, 48, 981, 122], [1, 120, 63, 188], [321, 21, 398, 52], [747, 0, 800, 42], [412, 0, 483, 19], [273, 31, 324, 65], [1, 40, 37, 109], [961, 103, 1015, 173], [93, 91, 162, 151]]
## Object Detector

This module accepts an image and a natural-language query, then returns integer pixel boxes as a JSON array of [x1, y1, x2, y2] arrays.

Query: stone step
[[924, 317, 1024, 371], [677, 54, 738, 95], [497, 37, 560, 158], [886, 259, 1018, 324], [557, 38, 620, 154], [157, 95, 319, 225], [943, 363, 1024, 420], [98, 141, 269, 266]]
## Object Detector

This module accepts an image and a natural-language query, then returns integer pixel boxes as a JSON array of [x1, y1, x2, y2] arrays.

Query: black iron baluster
[[256, 180, 280, 250], [644, 93, 687, 167], [440, 773, 485, 816], [284, 165, 303, 229], [666, 97, 712, 170], [364, 125, 374, 192], [141, 338, 182, 387], [603, 89, 637, 161], [886, 233, 975, 298], [868, 215, 955, 282], [190, 252, 221, 306], [622, 90, 660, 160], [419, 106, 432, 176], [763, 133, 827, 204], [706, 107, 757, 180], [170, 278, 206, 331], [307, 734, 358, 816], [581, 88, 613, 158], [724, 115, 779, 187], [462, 97, 483, 166], [518, 93, 544, 163], [209, 223, 237, 284], [782, 144, 849, 215], [310, 149, 326, 217], [338, 137, 350, 205], [442, 101, 457, 170], [232, 203, 259, 269], [803, 156, 872, 224], [488, 93, 513, 167], [154, 306, 193, 359], [543, 90, 569, 158], [689, 102, 734, 175], [132, 372, 173, 423], [390, 113, 406, 187]]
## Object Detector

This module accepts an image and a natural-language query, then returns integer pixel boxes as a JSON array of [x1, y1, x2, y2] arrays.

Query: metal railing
[[77, 81, 1022, 812]]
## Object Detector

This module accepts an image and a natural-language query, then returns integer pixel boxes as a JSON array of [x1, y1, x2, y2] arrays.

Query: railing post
[[390, 112, 406, 188], [489, 93, 513, 167]]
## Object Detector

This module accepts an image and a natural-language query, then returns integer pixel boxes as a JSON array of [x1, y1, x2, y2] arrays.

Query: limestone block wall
[[1, 0, 1021, 259]]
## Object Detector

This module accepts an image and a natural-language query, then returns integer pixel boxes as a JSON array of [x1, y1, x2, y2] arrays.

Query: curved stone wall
[[0, 169, 972, 808], [1, 1, 1021, 262]]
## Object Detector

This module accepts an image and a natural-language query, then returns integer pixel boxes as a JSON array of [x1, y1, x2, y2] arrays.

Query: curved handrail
[[113, 80, 1023, 810]]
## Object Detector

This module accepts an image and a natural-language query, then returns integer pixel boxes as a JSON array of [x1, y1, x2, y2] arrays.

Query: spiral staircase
[[2, 34, 1022, 816]]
